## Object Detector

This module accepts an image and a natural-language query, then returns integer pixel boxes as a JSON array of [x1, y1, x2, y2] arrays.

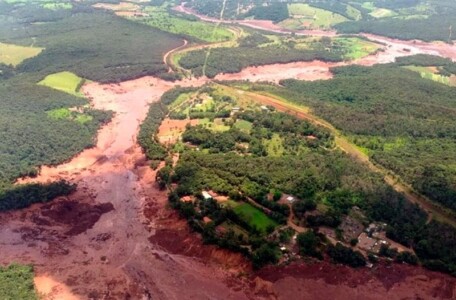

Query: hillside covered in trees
[[256, 62, 456, 215]]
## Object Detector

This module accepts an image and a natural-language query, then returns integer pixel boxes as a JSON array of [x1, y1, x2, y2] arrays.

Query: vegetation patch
[[0, 264, 37, 300], [402, 65, 456, 86], [38, 71, 84, 96], [263, 133, 284, 157], [233, 119, 253, 133], [233, 202, 278, 233], [285, 3, 348, 30], [333, 37, 381, 60], [0, 42, 43, 67], [41, 2, 72, 10]]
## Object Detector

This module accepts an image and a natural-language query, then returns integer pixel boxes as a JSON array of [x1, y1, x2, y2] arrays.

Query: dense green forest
[[244, 2, 289, 22], [0, 75, 111, 187], [0, 2, 182, 82], [0, 181, 75, 211], [0, 264, 37, 300], [266, 63, 456, 212]]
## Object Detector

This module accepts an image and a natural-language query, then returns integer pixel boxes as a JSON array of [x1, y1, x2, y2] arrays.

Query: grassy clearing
[[47, 108, 93, 124], [169, 93, 191, 110], [263, 133, 284, 157], [201, 118, 231, 132], [136, 6, 234, 43], [361, 2, 376, 11], [42, 2, 72, 10], [334, 37, 381, 60], [233, 202, 278, 233], [285, 3, 347, 29], [0, 264, 37, 300], [234, 119, 252, 133], [0, 43, 44, 67], [38, 71, 84, 96], [403, 65, 456, 86], [370, 8, 397, 18]]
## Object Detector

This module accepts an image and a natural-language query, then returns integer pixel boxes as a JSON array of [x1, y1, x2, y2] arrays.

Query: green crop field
[[38, 72, 84, 96], [285, 3, 348, 29], [0, 43, 44, 67], [233, 202, 278, 233], [0, 264, 37, 300]]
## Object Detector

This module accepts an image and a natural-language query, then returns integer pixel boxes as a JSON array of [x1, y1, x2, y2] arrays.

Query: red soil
[[255, 262, 456, 299], [157, 118, 199, 145]]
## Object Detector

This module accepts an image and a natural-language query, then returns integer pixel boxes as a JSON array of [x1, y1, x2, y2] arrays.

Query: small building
[[203, 216, 213, 224], [202, 191, 212, 200], [286, 196, 295, 203], [260, 105, 269, 111]]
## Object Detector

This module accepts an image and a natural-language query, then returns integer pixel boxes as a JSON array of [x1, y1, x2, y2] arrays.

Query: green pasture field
[[403, 65, 456, 86], [137, 7, 234, 43], [0, 43, 44, 67], [370, 8, 397, 18], [233, 119, 252, 133], [47, 108, 93, 124], [233, 202, 278, 233], [38, 71, 84, 96], [285, 3, 348, 29]]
